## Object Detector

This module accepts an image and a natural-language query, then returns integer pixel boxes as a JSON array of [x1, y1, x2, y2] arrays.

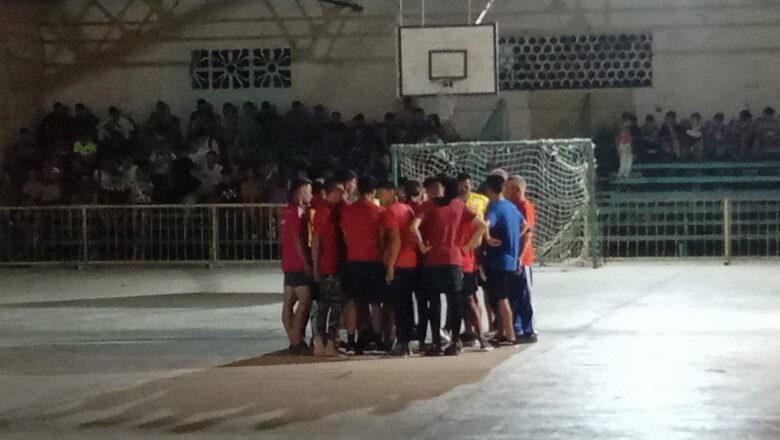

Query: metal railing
[[599, 198, 780, 261], [0, 204, 282, 265]]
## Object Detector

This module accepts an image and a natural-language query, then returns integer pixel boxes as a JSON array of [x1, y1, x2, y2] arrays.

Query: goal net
[[390, 140, 597, 265]]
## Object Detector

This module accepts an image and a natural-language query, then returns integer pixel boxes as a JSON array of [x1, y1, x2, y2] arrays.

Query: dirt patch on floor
[[30, 347, 522, 433]]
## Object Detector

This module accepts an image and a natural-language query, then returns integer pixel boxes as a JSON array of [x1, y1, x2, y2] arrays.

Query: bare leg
[[290, 287, 311, 345], [345, 300, 357, 335], [467, 295, 482, 335], [498, 298, 516, 342], [282, 287, 296, 345]]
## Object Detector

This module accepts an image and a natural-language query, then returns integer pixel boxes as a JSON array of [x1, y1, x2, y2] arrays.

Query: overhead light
[[318, 0, 364, 12]]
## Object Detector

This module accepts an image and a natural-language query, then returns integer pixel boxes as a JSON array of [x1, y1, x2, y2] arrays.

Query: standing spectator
[[40, 102, 73, 145], [220, 103, 239, 163], [660, 111, 684, 159], [187, 99, 220, 141], [683, 113, 704, 160], [751, 107, 780, 157], [72, 103, 100, 138], [639, 114, 661, 161], [703, 113, 727, 160], [616, 118, 635, 178], [256, 101, 282, 160], [3, 128, 39, 180], [146, 101, 182, 147], [727, 110, 753, 158]]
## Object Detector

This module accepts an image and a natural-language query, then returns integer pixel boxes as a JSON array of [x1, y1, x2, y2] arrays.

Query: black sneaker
[[516, 333, 538, 344], [389, 342, 411, 357], [424, 344, 443, 356], [443, 341, 462, 356], [344, 342, 357, 355]]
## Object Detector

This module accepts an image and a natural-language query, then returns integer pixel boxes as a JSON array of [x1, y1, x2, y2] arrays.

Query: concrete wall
[[4, 0, 780, 145], [0, 1, 44, 162]]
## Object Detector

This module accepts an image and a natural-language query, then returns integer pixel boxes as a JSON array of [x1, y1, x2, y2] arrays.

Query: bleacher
[[605, 161, 780, 193], [598, 160, 780, 259]]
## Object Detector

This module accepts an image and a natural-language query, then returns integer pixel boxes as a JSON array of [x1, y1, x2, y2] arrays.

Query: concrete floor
[[0, 261, 778, 439]]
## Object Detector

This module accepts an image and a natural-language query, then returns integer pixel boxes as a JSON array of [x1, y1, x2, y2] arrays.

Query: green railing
[[599, 197, 780, 261]]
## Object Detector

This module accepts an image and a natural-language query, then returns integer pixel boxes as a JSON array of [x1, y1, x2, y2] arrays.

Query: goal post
[[390, 139, 600, 267]]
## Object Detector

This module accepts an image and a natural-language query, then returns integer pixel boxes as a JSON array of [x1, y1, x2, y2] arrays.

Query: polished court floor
[[0, 262, 778, 439]]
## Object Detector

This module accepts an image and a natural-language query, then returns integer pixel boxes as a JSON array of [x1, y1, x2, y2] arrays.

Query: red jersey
[[304, 197, 327, 247], [340, 198, 386, 262], [313, 203, 340, 275], [458, 220, 478, 273], [281, 203, 307, 272], [515, 199, 537, 267], [383, 201, 417, 269], [418, 199, 476, 267]]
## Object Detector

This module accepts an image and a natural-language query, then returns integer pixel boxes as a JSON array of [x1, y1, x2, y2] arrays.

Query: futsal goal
[[390, 140, 599, 266]]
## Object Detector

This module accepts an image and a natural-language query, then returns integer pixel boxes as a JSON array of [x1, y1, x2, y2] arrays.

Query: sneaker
[[344, 342, 357, 355], [443, 341, 462, 356], [478, 336, 493, 352], [498, 339, 516, 347], [389, 342, 411, 357], [424, 344, 443, 357], [313, 336, 325, 357], [462, 337, 479, 348], [516, 333, 538, 344]]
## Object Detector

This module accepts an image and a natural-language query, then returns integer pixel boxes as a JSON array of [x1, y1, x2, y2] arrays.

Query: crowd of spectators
[[0, 97, 460, 207], [610, 107, 780, 176]]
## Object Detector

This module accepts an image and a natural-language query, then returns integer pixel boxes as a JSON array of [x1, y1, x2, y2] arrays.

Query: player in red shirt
[[280, 178, 314, 355], [402, 179, 424, 213], [505, 175, 538, 343], [311, 179, 346, 357], [340, 176, 399, 354], [378, 181, 417, 356], [303, 178, 327, 344], [411, 176, 487, 356]]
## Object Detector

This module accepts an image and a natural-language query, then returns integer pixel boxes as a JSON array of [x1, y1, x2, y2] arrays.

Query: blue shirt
[[484, 199, 524, 272]]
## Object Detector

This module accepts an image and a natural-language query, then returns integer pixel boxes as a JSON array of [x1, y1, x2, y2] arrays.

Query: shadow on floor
[[0, 293, 282, 309], [19, 347, 523, 433]]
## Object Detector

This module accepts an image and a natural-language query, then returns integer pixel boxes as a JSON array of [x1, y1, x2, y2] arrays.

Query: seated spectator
[[96, 159, 131, 204], [118, 157, 139, 189], [262, 163, 291, 204], [703, 113, 727, 160], [324, 111, 348, 159], [240, 166, 264, 203], [188, 132, 221, 167], [660, 111, 685, 159], [100, 106, 135, 142], [169, 157, 201, 204], [751, 106, 780, 156], [72, 103, 100, 138], [0, 173, 21, 206], [726, 110, 753, 158], [639, 115, 661, 160], [21, 169, 44, 206], [197, 151, 224, 200], [39, 167, 63, 206], [3, 128, 40, 180], [130, 165, 154, 204]]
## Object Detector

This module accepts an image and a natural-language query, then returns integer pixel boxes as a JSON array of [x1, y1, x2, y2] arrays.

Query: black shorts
[[462, 271, 479, 297], [284, 271, 312, 288], [419, 265, 464, 296], [485, 269, 514, 299], [343, 261, 386, 304]]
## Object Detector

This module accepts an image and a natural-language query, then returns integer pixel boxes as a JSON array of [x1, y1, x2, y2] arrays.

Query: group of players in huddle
[[280, 169, 537, 357]]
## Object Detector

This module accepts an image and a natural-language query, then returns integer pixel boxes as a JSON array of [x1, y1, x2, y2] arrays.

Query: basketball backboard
[[398, 24, 498, 97]]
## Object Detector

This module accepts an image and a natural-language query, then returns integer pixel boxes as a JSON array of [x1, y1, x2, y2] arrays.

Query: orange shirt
[[515, 199, 537, 267], [340, 198, 386, 262]]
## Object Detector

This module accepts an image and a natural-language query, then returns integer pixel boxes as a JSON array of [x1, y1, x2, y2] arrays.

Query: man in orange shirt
[[505, 175, 537, 343], [340, 176, 400, 354], [378, 181, 416, 356]]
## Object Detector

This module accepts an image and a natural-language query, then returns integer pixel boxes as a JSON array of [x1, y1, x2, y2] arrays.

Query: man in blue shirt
[[483, 174, 524, 346]]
